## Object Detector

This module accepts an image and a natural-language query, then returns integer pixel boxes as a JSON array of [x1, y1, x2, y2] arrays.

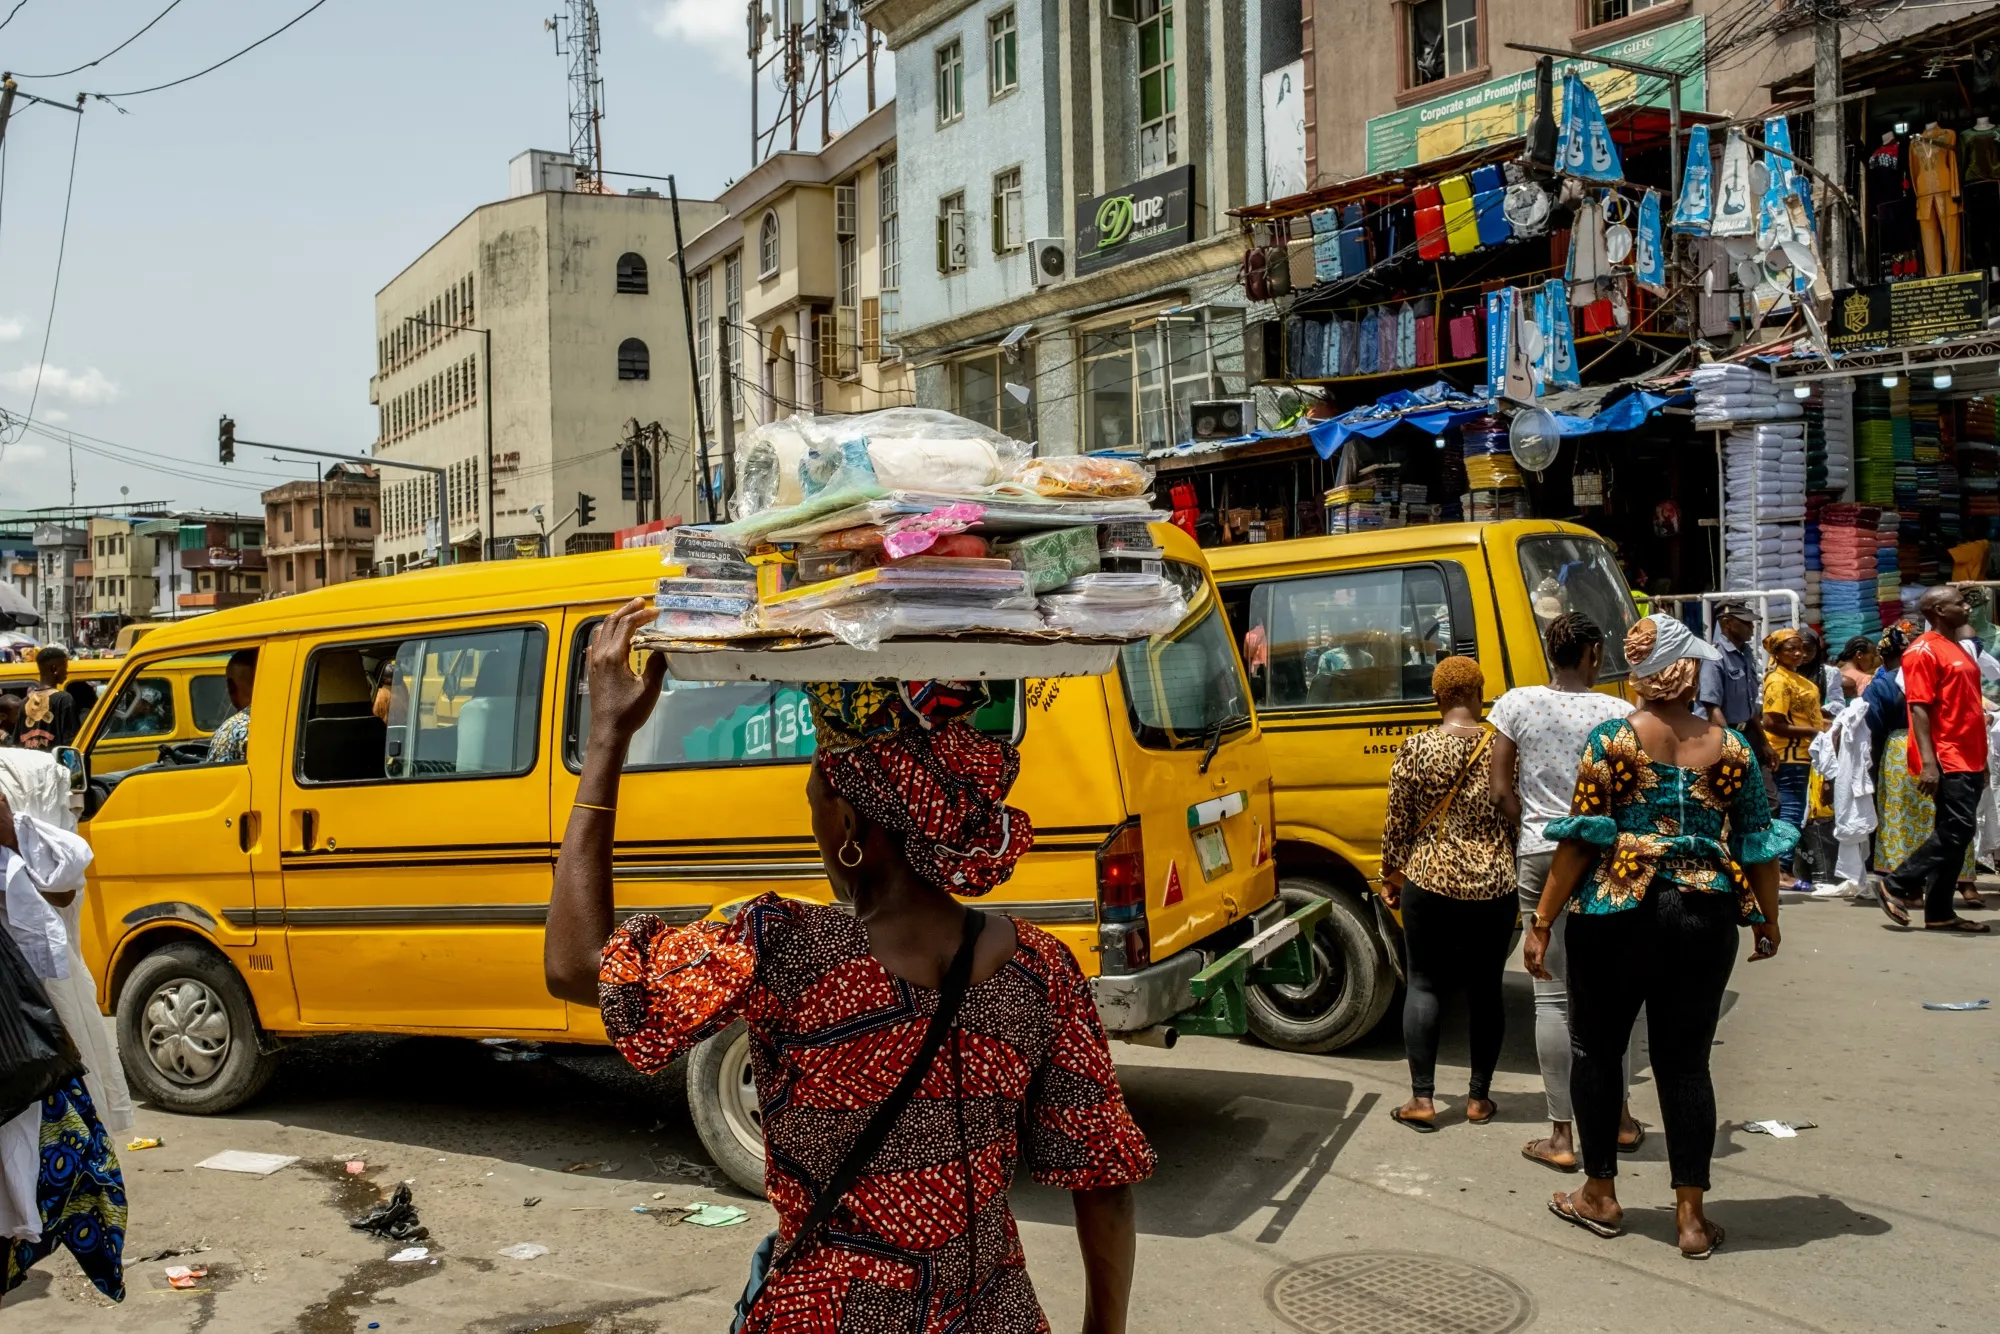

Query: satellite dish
[[1510, 406, 1562, 475]]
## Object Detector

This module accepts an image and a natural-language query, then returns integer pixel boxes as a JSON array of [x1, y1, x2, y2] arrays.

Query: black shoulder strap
[[771, 908, 986, 1274]]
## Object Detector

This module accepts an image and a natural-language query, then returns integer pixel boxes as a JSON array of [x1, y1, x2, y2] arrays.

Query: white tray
[[656, 638, 1124, 682]]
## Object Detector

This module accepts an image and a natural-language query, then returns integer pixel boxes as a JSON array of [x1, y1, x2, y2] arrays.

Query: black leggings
[[1565, 886, 1738, 1189], [1400, 883, 1516, 1100]]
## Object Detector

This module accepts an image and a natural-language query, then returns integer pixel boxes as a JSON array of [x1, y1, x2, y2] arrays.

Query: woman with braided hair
[[1487, 613, 1641, 1172], [544, 600, 1153, 1334]]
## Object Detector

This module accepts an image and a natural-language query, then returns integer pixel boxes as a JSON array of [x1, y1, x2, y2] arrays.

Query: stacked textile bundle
[[1961, 398, 2000, 535], [1856, 387, 1895, 506], [1804, 379, 1854, 497], [1722, 423, 1807, 590], [1875, 508, 1903, 626], [1891, 383, 1919, 512], [1693, 362, 1805, 427], [1817, 503, 1882, 646], [1458, 416, 1528, 520]]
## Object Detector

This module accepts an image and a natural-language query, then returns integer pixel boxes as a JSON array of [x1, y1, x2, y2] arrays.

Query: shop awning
[[1769, 11, 1995, 103], [1309, 384, 1493, 457]]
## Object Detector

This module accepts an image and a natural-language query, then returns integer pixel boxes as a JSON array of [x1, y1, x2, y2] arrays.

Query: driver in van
[[208, 649, 258, 764]]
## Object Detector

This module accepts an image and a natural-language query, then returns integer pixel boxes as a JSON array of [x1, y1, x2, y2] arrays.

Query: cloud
[[0, 317, 23, 342], [0, 363, 120, 405], [650, 0, 748, 76], [41, 409, 68, 423]]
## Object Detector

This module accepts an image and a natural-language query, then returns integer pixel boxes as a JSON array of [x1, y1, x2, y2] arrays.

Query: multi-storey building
[[370, 154, 724, 567], [145, 514, 266, 618], [82, 517, 160, 644], [31, 522, 86, 647], [262, 465, 381, 595]]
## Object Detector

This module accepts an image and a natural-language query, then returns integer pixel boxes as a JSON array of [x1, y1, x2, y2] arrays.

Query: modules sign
[[1828, 273, 1988, 351], [1075, 165, 1195, 276], [1363, 15, 1706, 173]]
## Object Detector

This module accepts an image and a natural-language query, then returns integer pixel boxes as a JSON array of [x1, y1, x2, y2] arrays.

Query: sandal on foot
[[1548, 1192, 1623, 1239], [1924, 917, 1991, 933], [1878, 893, 1912, 928], [1466, 1100, 1498, 1125], [1681, 1221, 1725, 1260], [1522, 1139, 1579, 1172], [1617, 1124, 1647, 1154], [1390, 1107, 1438, 1133]]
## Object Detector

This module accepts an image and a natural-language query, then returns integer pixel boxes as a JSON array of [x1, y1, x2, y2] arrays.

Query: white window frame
[[723, 251, 745, 417], [938, 191, 969, 275], [758, 212, 781, 278], [1137, 0, 1178, 172], [991, 166, 1025, 254], [989, 8, 1019, 99], [936, 39, 965, 126], [695, 270, 715, 428]]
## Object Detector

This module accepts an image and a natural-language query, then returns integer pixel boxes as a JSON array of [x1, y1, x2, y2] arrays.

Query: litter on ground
[[195, 1150, 299, 1176], [163, 1265, 208, 1289], [1745, 1120, 1817, 1138], [126, 1137, 162, 1151], [496, 1242, 550, 1260], [387, 1247, 430, 1263], [350, 1182, 429, 1242], [683, 1203, 750, 1227], [1921, 998, 1991, 1011]]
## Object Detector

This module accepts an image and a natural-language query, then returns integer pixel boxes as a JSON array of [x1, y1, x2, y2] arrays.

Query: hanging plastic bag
[[1634, 189, 1667, 294], [1557, 71, 1624, 182], [1542, 279, 1581, 389], [0, 922, 84, 1124], [1758, 116, 1801, 254], [1672, 125, 1714, 233], [1711, 129, 1757, 238]]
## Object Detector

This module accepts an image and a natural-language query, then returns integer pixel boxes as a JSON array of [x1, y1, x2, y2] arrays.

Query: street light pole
[[403, 314, 494, 560]]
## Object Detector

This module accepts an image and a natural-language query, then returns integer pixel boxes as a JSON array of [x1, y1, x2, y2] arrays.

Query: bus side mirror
[[53, 746, 86, 793]]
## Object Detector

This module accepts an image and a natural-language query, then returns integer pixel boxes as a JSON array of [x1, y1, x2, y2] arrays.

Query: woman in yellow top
[[1760, 628, 1825, 893]]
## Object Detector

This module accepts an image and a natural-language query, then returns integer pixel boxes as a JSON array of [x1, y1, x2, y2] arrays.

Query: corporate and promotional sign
[[1363, 15, 1707, 173], [1828, 273, 1989, 351], [1075, 165, 1196, 276]]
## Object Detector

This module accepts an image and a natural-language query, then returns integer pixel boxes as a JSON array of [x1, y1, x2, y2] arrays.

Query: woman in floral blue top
[[1524, 614, 1794, 1260]]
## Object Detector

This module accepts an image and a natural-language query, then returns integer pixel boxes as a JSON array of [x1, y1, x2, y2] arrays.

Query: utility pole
[[1812, 4, 1848, 289], [717, 315, 736, 520], [669, 175, 715, 522], [0, 79, 17, 150]]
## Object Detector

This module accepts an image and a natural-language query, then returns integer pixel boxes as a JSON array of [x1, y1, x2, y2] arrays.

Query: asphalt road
[[7, 890, 1996, 1334]]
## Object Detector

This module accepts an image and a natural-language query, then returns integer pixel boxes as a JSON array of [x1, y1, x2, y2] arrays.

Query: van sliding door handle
[[238, 811, 261, 853], [296, 808, 318, 851]]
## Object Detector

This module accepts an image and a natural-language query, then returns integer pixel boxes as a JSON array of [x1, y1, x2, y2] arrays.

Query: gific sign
[[1075, 165, 1195, 276]]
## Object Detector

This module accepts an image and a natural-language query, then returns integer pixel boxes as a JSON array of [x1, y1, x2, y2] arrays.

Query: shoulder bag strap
[[768, 908, 987, 1276], [1408, 726, 1493, 849]]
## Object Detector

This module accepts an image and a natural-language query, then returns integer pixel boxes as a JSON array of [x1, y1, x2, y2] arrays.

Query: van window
[[1517, 535, 1638, 677], [1117, 561, 1253, 749], [101, 677, 176, 739], [297, 626, 546, 785], [1242, 565, 1455, 709], [563, 621, 1019, 770], [189, 675, 234, 731]]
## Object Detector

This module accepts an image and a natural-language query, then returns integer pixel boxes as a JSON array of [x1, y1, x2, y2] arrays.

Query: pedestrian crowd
[[1378, 582, 1995, 1262]]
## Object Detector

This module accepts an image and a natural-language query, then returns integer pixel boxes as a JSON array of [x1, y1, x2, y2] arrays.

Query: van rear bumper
[[1092, 951, 1204, 1033]]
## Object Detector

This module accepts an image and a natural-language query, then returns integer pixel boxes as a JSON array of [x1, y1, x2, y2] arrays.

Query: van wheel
[[687, 1023, 768, 1197], [1246, 879, 1396, 1055], [116, 941, 278, 1114]]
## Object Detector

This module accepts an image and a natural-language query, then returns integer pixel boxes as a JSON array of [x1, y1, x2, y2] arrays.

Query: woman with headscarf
[[1379, 655, 1517, 1134], [1868, 620, 1982, 910], [544, 601, 1154, 1334], [1525, 614, 1792, 1259], [1760, 627, 1824, 892]]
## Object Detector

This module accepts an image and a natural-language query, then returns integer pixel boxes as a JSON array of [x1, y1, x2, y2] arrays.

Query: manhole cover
[[1264, 1252, 1535, 1334]]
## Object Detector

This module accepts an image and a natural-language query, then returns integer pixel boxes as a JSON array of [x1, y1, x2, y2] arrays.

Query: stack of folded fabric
[[1891, 383, 1920, 513], [1817, 502, 1881, 646], [1856, 386, 1896, 506], [1876, 508, 1904, 626], [1723, 423, 1807, 590], [1961, 398, 2000, 536], [1693, 362, 1804, 427], [1803, 379, 1854, 498], [1459, 415, 1528, 520]]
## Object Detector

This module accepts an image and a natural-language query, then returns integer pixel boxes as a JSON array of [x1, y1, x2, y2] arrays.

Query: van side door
[[279, 618, 562, 1031]]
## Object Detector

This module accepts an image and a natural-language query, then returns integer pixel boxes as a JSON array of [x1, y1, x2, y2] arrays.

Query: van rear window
[[1116, 561, 1253, 750], [1517, 535, 1639, 677], [563, 621, 1019, 772]]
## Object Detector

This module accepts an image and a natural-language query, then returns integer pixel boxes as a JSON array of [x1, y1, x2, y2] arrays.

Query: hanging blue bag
[[1672, 124, 1713, 233]]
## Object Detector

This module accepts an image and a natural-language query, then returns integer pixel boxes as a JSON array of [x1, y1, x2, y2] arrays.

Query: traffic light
[[218, 415, 236, 464], [577, 491, 596, 527]]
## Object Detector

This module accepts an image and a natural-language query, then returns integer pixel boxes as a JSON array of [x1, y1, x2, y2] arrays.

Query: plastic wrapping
[[663, 527, 756, 577], [996, 527, 1101, 593], [762, 596, 1046, 649], [730, 417, 813, 520], [775, 408, 1033, 508], [764, 491, 1161, 543], [1040, 577, 1187, 638], [1011, 455, 1154, 498]]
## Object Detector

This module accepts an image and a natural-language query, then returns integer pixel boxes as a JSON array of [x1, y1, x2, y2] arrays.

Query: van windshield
[[1116, 560, 1254, 750], [1517, 534, 1639, 677]]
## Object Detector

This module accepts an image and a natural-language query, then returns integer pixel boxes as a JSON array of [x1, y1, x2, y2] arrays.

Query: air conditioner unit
[[1189, 398, 1256, 441], [1028, 237, 1068, 287]]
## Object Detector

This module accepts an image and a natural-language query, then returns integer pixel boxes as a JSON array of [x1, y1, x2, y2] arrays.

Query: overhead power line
[[8, 0, 187, 80], [2, 98, 82, 464], [0, 1, 28, 35], [96, 0, 333, 99]]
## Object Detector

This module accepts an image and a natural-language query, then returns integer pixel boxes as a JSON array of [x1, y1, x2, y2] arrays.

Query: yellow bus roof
[[0, 658, 121, 684], [1203, 519, 1601, 577]]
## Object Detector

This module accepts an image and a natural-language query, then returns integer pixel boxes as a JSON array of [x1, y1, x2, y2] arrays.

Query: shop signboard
[[1827, 272, 1988, 351], [1363, 15, 1707, 174], [1074, 166, 1196, 277]]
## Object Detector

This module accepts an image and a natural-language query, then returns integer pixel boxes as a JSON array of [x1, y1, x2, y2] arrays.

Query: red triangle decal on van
[[1162, 861, 1184, 907]]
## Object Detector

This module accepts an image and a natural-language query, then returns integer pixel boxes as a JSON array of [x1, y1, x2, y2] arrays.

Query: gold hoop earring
[[837, 838, 864, 868]]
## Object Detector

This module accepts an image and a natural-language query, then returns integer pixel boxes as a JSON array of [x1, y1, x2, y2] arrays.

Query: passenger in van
[[208, 649, 258, 765], [1380, 655, 1518, 1134], [546, 601, 1153, 1334], [1488, 615, 1645, 1171], [1528, 614, 1790, 1259]]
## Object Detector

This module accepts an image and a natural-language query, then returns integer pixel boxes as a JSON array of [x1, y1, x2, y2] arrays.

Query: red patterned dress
[[599, 892, 1156, 1333]]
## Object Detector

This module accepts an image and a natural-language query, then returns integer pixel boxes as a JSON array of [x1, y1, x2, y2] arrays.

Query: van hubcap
[[143, 980, 232, 1085], [717, 1029, 764, 1160]]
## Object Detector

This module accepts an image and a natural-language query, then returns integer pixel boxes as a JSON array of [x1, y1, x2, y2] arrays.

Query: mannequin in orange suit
[[1911, 122, 1963, 275]]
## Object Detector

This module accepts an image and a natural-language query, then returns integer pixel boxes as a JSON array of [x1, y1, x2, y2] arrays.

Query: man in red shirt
[[1881, 585, 1992, 932]]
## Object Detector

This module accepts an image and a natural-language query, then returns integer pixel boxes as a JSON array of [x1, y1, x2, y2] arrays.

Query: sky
[[0, 0, 881, 515]]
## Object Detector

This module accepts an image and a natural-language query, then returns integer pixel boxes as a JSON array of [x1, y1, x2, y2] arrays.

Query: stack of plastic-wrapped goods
[[642, 409, 1186, 660]]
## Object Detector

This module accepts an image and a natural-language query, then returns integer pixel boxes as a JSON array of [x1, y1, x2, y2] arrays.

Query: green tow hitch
[[1176, 896, 1332, 1038]]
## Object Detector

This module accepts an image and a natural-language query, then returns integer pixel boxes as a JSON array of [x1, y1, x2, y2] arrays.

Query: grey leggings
[[1517, 849, 1630, 1124]]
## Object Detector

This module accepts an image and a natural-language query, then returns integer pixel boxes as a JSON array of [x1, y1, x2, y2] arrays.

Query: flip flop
[[1548, 1192, 1623, 1239], [1682, 1220, 1725, 1260], [1391, 1107, 1439, 1134], [1924, 917, 1992, 934], [1522, 1139, 1579, 1173], [1878, 893, 1912, 928], [1617, 1124, 1648, 1154], [1466, 1100, 1498, 1125]]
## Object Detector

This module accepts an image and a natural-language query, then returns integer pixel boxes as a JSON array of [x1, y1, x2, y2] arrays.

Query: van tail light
[[1096, 819, 1151, 972]]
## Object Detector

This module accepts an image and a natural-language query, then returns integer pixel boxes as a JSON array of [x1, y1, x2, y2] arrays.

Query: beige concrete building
[[370, 157, 724, 567], [683, 102, 910, 485], [83, 517, 159, 638], [262, 465, 382, 596]]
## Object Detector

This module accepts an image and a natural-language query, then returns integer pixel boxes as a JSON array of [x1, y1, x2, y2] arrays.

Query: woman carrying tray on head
[[545, 599, 1154, 1334]]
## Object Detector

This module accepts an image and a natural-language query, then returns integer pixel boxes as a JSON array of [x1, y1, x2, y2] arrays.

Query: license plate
[[1192, 822, 1233, 882]]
